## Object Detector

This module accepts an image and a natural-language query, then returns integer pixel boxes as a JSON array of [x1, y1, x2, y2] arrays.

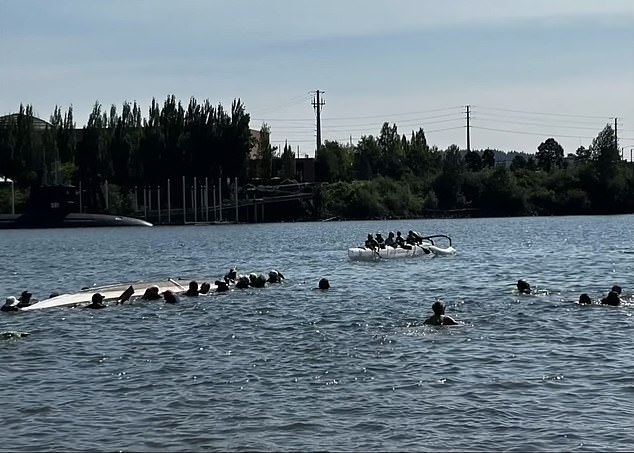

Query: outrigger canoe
[[20, 277, 195, 311], [348, 234, 456, 261]]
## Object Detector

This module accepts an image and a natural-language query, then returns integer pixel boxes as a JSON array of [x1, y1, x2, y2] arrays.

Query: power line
[[471, 115, 609, 131], [470, 109, 608, 126], [254, 110, 463, 124], [324, 107, 463, 121], [253, 93, 313, 115], [252, 117, 314, 122], [473, 105, 615, 120], [319, 116, 463, 131], [424, 126, 465, 134], [471, 125, 597, 139]]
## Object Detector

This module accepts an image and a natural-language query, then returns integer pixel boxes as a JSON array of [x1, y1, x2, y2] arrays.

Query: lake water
[[1, 216, 633, 452]]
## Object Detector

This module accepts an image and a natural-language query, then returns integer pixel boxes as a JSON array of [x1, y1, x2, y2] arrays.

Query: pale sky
[[1, 0, 633, 158]]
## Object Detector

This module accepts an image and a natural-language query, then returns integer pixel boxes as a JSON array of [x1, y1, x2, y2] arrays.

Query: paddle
[[168, 278, 186, 290], [116, 285, 135, 305]]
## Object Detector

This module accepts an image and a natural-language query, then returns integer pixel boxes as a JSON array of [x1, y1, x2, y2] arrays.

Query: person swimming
[[578, 293, 593, 305], [224, 268, 238, 284], [517, 279, 531, 294], [318, 278, 330, 290], [163, 290, 179, 304], [17, 290, 35, 308], [1, 296, 19, 312], [141, 285, 161, 301], [86, 293, 106, 309], [267, 270, 285, 283], [601, 290, 622, 306], [423, 301, 459, 326], [185, 281, 199, 297], [199, 282, 211, 294], [235, 275, 250, 289], [214, 280, 229, 292], [0, 330, 29, 339], [249, 273, 267, 288]]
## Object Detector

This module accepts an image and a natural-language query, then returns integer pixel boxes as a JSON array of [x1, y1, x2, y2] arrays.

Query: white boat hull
[[20, 278, 194, 311], [348, 244, 456, 261]]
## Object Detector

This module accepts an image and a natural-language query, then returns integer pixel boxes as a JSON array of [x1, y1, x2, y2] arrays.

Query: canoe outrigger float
[[348, 234, 456, 261], [20, 277, 199, 311]]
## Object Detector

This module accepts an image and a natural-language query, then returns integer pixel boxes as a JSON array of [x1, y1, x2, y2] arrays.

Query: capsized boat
[[20, 277, 196, 311], [0, 184, 152, 229], [348, 234, 456, 261]]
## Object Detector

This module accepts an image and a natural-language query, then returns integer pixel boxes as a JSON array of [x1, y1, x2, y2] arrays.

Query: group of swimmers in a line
[[419, 279, 629, 327], [2, 275, 625, 327], [364, 230, 426, 250], [3, 269, 334, 311], [81, 268, 292, 309], [516, 279, 627, 306]]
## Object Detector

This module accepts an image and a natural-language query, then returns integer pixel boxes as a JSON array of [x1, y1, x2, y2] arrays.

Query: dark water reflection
[[1, 215, 632, 451]]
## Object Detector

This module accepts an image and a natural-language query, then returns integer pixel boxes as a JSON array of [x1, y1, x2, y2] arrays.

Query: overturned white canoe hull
[[20, 278, 193, 311], [348, 244, 456, 261]]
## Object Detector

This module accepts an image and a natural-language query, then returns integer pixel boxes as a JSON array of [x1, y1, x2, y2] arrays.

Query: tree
[[464, 150, 483, 171], [316, 140, 353, 182], [536, 138, 564, 171], [590, 124, 619, 164], [378, 122, 404, 179], [77, 101, 109, 210], [256, 123, 275, 180], [280, 141, 296, 179], [404, 128, 430, 177], [432, 145, 464, 209], [575, 145, 591, 162], [354, 135, 380, 180], [223, 98, 252, 180], [510, 155, 527, 171], [482, 149, 495, 168], [481, 166, 525, 215], [588, 123, 623, 207]]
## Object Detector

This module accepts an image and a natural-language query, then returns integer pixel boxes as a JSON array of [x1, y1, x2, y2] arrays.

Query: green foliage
[[2, 101, 632, 220], [354, 135, 380, 180], [315, 140, 354, 182], [510, 154, 528, 171], [317, 177, 424, 219], [575, 145, 591, 162], [256, 123, 275, 180], [591, 124, 618, 163], [404, 128, 430, 176], [280, 142, 296, 179], [536, 138, 564, 171], [482, 149, 496, 168], [464, 151, 483, 171], [480, 166, 526, 215]]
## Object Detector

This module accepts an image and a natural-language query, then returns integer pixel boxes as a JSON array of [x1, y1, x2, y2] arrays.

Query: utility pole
[[614, 117, 618, 155], [465, 105, 471, 152], [312, 90, 325, 155]]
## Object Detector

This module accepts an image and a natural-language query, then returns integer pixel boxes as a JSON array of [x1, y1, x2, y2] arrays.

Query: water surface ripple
[[1, 216, 632, 452]]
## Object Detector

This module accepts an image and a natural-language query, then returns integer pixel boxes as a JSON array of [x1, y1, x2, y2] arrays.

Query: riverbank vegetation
[[1, 96, 632, 219]]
